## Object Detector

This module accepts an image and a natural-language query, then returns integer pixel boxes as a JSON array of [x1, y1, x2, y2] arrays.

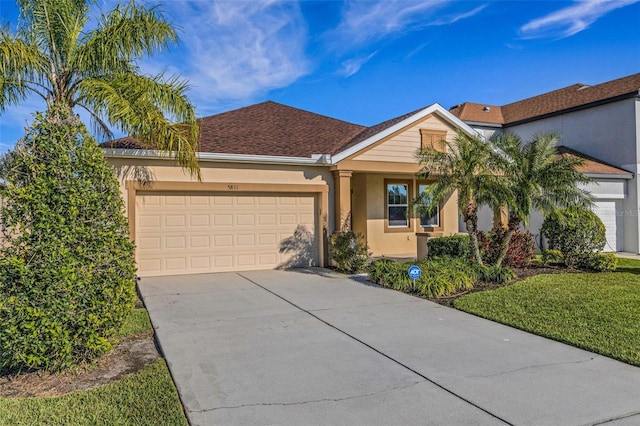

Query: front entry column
[[333, 170, 353, 231]]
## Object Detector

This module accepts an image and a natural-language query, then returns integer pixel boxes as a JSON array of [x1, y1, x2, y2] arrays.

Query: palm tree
[[415, 131, 510, 264], [492, 132, 593, 266], [0, 0, 199, 175]]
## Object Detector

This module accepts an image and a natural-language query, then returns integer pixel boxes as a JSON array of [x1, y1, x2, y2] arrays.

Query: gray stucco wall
[[505, 98, 638, 170]]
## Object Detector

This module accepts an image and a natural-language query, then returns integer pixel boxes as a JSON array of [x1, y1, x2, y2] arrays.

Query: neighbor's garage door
[[135, 192, 318, 276], [592, 200, 621, 252]]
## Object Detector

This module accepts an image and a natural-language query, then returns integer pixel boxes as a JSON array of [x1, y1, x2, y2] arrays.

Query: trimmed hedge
[[427, 235, 470, 259], [577, 253, 618, 272]]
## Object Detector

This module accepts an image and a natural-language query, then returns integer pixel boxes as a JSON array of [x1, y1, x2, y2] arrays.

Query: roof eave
[[586, 172, 633, 180], [102, 148, 332, 166], [460, 120, 504, 128]]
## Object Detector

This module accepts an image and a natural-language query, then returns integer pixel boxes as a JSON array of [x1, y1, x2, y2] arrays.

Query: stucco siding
[[107, 157, 336, 232], [507, 99, 637, 170], [352, 114, 456, 163], [364, 173, 458, 257], [351, 173, 368, 239]]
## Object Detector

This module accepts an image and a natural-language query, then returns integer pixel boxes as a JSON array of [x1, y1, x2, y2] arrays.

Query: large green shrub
[[329, 230, 370, 273], [541, 208, 606, 267], [427, 234, 470, 259], [0, 109, 137, 372]]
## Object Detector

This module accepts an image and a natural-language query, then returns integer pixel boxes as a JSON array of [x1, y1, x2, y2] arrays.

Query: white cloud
[[332, 1, 486, 49], [148, 1, 310, 115], [339, 52, 378, 77], [519, 0, 640, 39], [325, 1, 487, 77]]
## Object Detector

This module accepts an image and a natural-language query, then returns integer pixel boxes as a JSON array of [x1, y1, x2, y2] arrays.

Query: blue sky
[[1, 0, 639, 152]]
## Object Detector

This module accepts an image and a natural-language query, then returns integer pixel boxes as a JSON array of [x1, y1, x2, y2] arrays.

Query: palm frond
[[78, 73, 200, 176]]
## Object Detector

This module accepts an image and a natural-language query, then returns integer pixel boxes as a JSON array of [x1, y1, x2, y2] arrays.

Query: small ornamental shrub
[[478, 264, 516, 283], [478, 229, 535, 268], [329, 230, 370, 273], [542, 208, 606, 266], [542, 249, 564, 266], [427, 234, 470, 259], [0, 108, 137, 372], [368, 258, 474, 298], [576, 253, 618, 272]]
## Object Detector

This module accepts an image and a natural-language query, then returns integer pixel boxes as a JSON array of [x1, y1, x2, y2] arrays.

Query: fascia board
[[102, 148, 331, 166]]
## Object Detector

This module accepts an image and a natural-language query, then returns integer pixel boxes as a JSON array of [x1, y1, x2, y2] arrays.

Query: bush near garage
[[541, 207, 607, 268], [0, 108, 137, 372], [329, 230, 370, 273]]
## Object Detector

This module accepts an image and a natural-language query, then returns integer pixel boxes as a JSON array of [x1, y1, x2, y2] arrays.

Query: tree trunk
[[463, 207, 483, 265], [494, 212, 520, 267]]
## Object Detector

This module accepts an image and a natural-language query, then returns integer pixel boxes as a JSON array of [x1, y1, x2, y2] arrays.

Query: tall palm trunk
[[463, 202, 483, 264]]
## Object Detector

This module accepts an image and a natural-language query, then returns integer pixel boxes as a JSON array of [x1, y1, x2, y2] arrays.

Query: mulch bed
[[0, 332, 159, 398]]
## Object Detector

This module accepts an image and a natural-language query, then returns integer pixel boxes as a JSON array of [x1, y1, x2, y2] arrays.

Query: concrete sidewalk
[[139, 269, 640, 426]]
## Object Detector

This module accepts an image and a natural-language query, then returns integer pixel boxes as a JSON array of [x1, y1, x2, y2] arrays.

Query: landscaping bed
[[0, 308, 189, 425]]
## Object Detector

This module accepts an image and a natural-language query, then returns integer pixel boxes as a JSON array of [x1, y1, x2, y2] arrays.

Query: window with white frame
[[387, 183, 409, 227], [418, 184, 439, 227]]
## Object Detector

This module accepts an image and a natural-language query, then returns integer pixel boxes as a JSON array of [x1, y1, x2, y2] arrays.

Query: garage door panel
[[592, 200, 621, 252], [136, 192, 319, 276]]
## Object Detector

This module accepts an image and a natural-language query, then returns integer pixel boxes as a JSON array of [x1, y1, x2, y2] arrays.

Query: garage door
[[592, 200, 621, 252], [135, 192, 318, 276]]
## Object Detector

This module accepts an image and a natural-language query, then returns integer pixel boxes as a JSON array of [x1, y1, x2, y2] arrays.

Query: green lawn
[[0, 308, 188, 426], [455, 257, 640, 366]]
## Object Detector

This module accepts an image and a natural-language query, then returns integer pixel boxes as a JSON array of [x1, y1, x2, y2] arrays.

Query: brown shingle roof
[[451, 73, 640, 125], [557, 146, 632, 176], [103, 101, 365, 157], [449, 102, 503, 124]]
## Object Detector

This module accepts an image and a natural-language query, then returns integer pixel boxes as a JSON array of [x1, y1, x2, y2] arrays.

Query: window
[[420, 129, 447, 152], [387, 183, 409, 228], [418, 184, 439, 227]]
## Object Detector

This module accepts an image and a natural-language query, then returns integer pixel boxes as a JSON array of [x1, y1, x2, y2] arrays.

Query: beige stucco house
[[104, 102, 472, 277]]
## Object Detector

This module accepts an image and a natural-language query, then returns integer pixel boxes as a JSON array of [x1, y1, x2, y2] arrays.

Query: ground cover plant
[[0, 306, 189, 425], [454, 257, 640, 366]]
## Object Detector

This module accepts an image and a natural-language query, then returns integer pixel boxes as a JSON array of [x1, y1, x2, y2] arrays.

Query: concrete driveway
[[139, 269, 640, 426]]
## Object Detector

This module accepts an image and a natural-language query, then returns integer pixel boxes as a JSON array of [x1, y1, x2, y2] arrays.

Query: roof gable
[[331, 103, 476, 163]]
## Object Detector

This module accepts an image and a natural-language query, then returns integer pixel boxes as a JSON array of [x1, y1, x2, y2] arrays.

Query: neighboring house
[[103, 102, 473, 276], [451, 73, 640, 253]]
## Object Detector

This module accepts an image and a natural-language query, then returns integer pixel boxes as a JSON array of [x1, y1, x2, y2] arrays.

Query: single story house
[[103, 102, 474, 276], [103, 96, 627, 276]]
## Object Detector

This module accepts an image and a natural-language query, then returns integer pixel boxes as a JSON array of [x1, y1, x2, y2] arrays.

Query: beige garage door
[[136, 192, 318, 276]]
